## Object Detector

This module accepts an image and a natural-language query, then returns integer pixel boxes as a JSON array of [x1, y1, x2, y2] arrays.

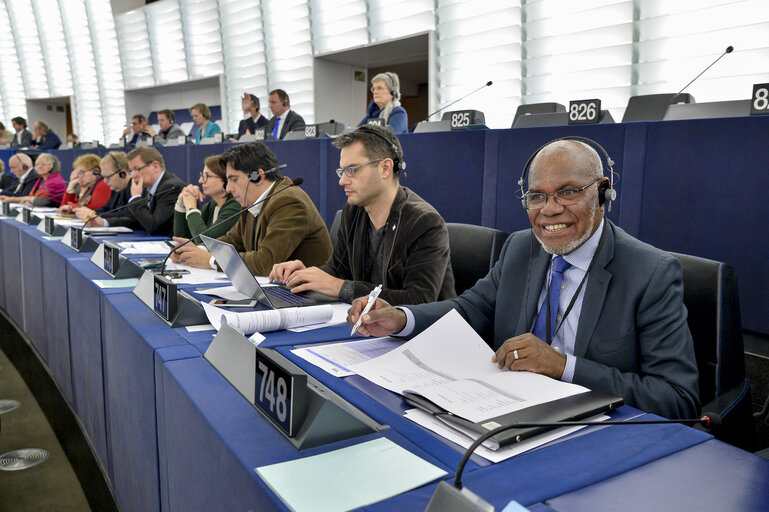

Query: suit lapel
[[573, 223, 615, 358], [280, 112, 291, 139]]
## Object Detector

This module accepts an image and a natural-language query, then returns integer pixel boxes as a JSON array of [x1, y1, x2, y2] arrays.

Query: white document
[[291, 337, 403, 377], [201, 301, 334, 335], [31, 207, 58, 213], [160, 261, 225, 285], [404, 408, 608, 463], [349, 309, 589, 424], [54, 218, 85, 228], [286, 302, 351, 332], [84, 226, 133, 234], [118, 240, 174, 254]]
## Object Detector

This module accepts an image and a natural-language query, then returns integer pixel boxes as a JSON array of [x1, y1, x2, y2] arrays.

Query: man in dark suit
[[32, 121, 62, 149], [86, 146, 184, 236], [10, 117, 33, 148], [265, 89, 305, 140], [0, 153, 37, 197], [348, 138, 700, 420], [232, 93, 268, 141]]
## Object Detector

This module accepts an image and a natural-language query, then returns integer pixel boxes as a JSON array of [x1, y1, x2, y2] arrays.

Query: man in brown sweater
[[171, 143, 332, 275]]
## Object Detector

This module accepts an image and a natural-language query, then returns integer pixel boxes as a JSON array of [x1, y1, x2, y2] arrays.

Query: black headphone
[[518, 136, 617, 210], [108, 154, 128, 179], [356, 125, 407, 175], [91, 167, 102, 176], [384, 72, 399, 100]]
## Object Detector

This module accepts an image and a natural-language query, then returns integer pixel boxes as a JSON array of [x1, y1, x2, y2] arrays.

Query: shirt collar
[[18, 168, 33, 182], [560, 218, 605, 271], [148, 170, 165, 196], [248, 181, 276, 217]]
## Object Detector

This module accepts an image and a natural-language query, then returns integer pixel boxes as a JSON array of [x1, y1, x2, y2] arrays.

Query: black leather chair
[[671, 252, 754, 450], [447, 223, 510, 296], [621, 93, 695, 122], [329, 209, 343, 248]]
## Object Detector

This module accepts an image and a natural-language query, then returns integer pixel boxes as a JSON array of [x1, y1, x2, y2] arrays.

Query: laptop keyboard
[[265, 286, 311, 306]]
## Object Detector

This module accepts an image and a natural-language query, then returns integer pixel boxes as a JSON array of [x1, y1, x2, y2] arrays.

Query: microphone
[[158, 174, 303, 275], [422, 80, 493, 123], [83, 185, 181, 225], [666, 45, 734, 110]]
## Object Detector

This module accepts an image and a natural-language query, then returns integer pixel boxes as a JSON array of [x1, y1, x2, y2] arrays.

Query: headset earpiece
[[92, 168, 101, 176], [282, 101, 288, 108], [249, 169, 262, 183], [598, 182, 609, 205], [118, 170, 127, 179]]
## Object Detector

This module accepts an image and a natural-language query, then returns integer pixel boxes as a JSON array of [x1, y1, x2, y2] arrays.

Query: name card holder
[[21, 207, 41, 225], [132, 270, 207, 327], [37, 216, 67, 236], [90, 242, 144, 279], [62, 226, 99, 253], [204, 324, 387, 450], [0, 201, 12, 216]]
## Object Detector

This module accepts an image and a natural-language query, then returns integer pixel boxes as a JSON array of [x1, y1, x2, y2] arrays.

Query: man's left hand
[[285, 267, 344, 297], [492, 333, 567, 379]]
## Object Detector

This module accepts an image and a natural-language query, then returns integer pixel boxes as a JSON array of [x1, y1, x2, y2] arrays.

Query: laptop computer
[[200, 234, 334, 309]]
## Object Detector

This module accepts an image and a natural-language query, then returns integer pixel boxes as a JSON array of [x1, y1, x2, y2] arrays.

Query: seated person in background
[[357, 72, 408, 134], [0, 153, 66, 207], [58, 154, 112, 214], [74, 152, 132, 222], [122, 114, 152, 146], [0, 153, 37, 197], [231, 93, 268, 141], [173, 155, 240, 243], [153, 109, 186, 144], [0, 160, 16, 191], [32, 121, 62, 149], [270, 124, 454, 305], [86, 147, 185, 236], [10, 117, 33, 148], [67, 133, 79, 147], [191, 103, 222, 144], [171, 142, 332, 275], [0, 122, 14, 144], [265, 89, 305, 140], [348, 139, 700, 420]]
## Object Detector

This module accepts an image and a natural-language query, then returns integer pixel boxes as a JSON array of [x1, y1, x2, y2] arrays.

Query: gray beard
[[534, 200, 598, 256]]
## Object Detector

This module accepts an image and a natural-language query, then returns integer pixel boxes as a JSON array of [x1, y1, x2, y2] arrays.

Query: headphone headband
[[518, 136, 617, 211], [355, 125, 406, 175]]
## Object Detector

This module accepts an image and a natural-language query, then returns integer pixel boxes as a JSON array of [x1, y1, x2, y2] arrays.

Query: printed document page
[[350, 309, 589, 423], [201, 302, 334, 335]]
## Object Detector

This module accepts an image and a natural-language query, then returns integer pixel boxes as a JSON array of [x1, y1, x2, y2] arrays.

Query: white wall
[[25, 99, 68, 141], [314, 60, 368, 129]]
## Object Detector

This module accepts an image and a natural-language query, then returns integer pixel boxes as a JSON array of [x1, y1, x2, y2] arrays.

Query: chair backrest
[[622, 93, 694, 122], [447, 223, 510, 295], [329, 209, 343, 247], [670, 252, 746, 404]]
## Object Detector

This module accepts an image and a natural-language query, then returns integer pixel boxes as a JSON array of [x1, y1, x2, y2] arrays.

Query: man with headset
[[265, 89, 305, 140], [269, 124, 455, 306], [170, 142, 332, 275], [231, 93, 268, 141], [152, 110, 186, 145], [347, 138, 700, 419], [0, 153, 37, 197], [74, 151, 133, 222]]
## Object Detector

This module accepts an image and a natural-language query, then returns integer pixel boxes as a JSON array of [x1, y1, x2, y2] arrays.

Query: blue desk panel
[[1, 218, 25, 328], [546, 438, 769, 512], [18, 226, 46, 358], [101, 292, 194, 512]]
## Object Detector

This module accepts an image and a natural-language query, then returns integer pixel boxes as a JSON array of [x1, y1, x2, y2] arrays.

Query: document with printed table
[[350, 309, 622, 449]]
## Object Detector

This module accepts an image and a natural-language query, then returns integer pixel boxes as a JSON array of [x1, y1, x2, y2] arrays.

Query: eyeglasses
[[522, 178, 602, 210], [371, 85, 388, 93], [131, 162, 151, 173], [335, 158, 383, 178], [199, 172, 217, 183]]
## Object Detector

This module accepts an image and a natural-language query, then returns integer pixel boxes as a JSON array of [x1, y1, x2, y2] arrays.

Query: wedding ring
[[513, 349, 519, 360]]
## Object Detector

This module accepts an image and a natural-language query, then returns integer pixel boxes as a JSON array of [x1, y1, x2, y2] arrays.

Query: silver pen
[[351, 284, 383, 336]]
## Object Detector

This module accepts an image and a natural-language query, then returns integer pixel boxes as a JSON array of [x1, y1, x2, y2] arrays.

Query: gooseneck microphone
[[82, 185, 181, 225], [423, 80, 493, 122], [451, 413, 720, 491], [666, 45, 734, 109], [158, 175, 303, 275]]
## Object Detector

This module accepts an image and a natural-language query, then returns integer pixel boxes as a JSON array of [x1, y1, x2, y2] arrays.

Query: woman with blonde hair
[[190, 103, 222, 144], [57, 153, 112, 214]]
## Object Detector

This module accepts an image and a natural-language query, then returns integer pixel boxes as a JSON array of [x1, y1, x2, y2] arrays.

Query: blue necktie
[[272, 117, 281, 139], [532, 256, 571, 343]]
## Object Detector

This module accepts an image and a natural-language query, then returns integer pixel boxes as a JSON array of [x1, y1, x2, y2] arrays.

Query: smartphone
[[209, 299, 258, 308]]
